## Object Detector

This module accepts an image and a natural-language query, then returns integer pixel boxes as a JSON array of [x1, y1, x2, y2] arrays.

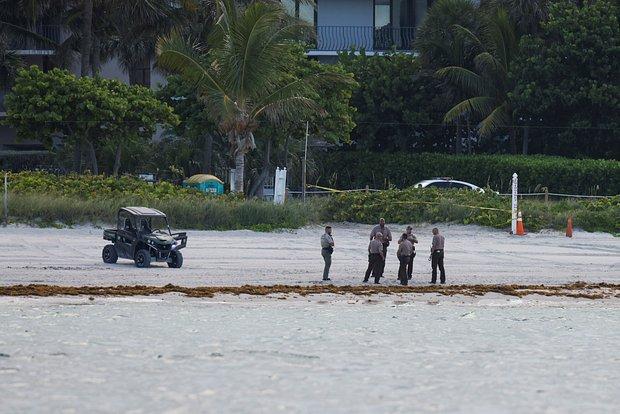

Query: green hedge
[[323, 188, 620, 234], [317, 152, 620, 195]]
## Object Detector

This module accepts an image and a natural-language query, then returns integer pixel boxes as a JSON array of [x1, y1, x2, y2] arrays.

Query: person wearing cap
[[320, 226, 335, 281], [396, 233, 414, 285], [369, 218, 392, 278], [430, 227, 446, 284], [404, 225, 418, 280], [364, 233, 385, 284]]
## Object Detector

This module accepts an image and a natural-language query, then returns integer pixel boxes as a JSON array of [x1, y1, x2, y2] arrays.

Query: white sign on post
[[274, 167, 287, 205], [511, 173, 518, 234]]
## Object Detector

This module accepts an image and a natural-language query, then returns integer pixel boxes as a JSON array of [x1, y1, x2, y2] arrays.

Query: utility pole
[[302, 121, 309, 202]]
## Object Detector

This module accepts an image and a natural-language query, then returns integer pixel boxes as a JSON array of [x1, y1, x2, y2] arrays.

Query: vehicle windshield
[[139, 216, 170, 234]]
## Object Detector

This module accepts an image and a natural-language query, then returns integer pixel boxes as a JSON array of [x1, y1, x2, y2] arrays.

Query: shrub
[[317, 152, 620, 195], [324, 188, 619, 234]]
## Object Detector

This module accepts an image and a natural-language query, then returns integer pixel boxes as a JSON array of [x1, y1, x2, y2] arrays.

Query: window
[[374, 0, 391, 28], [282, 0, 315, 25], [427, 181, 451, 188], [129, 58, 151, 87]]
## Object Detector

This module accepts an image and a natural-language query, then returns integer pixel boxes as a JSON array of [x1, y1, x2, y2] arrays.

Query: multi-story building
[[284, 0, 431, 61]]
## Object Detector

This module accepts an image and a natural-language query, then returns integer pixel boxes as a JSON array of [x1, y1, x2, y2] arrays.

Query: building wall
[[316, 0, 374, 50]]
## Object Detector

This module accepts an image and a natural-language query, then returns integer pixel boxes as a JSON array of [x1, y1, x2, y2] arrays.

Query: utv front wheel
[[168, 251, 183, 268], [102, 244, 118, 264], [135, 249, 151, 268]]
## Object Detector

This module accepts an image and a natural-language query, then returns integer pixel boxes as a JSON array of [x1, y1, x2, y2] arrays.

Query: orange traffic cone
[[516, 211, 526, 236], [566, 216, 573, 238]]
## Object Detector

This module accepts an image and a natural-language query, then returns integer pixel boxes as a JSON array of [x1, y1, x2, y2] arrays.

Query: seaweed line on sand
[[0, 282, 618, 299]]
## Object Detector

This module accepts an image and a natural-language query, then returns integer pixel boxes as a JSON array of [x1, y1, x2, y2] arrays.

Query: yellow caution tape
[[364, 200, 512, 213]]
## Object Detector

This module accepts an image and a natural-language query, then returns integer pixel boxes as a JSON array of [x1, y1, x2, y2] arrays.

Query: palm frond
[[443, 96, 497, 123], [436, 66, 487, 95], [478, 101, 511, 136], [157, 31, 227, 99]]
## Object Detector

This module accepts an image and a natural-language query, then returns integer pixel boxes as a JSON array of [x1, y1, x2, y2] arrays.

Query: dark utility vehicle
[[102, 207, 187, 268]]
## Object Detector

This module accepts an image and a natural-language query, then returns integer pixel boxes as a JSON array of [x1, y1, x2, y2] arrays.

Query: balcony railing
[[8, 25, 60, 51], [313, 26, 415, 52]]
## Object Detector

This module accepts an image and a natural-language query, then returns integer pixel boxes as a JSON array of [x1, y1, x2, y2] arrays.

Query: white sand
[[1, 294, 619, 413], [0, 223, 617, 286]]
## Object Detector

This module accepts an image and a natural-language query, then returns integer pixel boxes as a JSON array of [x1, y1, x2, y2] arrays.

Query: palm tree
[[436, 7, 520, 153], [158, 0, 336, 193], [414, 0, 481, 154]]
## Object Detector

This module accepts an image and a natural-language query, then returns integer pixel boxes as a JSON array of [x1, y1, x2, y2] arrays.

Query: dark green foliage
[[317, 152, 620, 195], [510, 0, 620, 158], [338, 52, 449, 152]]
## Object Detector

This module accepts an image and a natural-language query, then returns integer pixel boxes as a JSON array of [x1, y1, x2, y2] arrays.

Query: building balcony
[[8, 25, 60, 54], [308, 26, 415, 56]]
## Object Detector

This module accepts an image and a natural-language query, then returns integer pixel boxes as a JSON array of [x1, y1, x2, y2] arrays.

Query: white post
[[3, 173, 7, 227], [274, 167, 287, 205], [511, 173, 518, 234]]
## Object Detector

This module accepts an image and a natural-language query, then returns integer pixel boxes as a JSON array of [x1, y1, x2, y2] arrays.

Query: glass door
[[374, 0, 392, 49]]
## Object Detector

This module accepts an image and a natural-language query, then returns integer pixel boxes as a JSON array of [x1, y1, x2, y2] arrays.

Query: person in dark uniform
[[403, 225, 418, 280], [364, 233, 385, 284], [396, 233, 413, 285], [369, 218, 392, 278], [320, 226, 335, 281], [430, 227, 446, 284]]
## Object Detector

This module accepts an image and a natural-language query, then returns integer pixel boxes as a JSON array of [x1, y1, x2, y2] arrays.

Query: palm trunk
[[466, 116, 472, 154], [73, 138, 82, 173], [202, 133, 213, 174], [248, 138, 272, 198], [80, 0, 93, 77], [113, 143, 122, 177], [510, 127, 517, 154], [86, 139, 98, 175], [234, 152, 245, 194], [522, 126, 530, 155], [455, 120, 463, 154]]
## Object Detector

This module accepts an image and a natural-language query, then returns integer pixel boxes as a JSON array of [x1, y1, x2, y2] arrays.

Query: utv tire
[[167, 251, 183, 268], [102, 244, 118, 264], [135, 249, 151, 268]]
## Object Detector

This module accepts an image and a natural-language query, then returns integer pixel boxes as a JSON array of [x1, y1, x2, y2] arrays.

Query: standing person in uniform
[[404, 226, 418, 280], [430, 227, 446, 284], [364, 233, 384, 284], [369, 218, 392, 278], [320, 226, 335, 281], [396, 233, 413, 285]]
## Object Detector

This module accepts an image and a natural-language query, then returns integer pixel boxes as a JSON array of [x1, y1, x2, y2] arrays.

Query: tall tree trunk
[[522, 126, 530, 155], [466, 116, 472, 154], [202, 133, 213, 174], [234, 152, 245, 194], [73, 138, 82, 173], [455, 120, 463, 154], [113, 143, 122, 177], [86, 139, 98, 175], [91, 35, 101, 76], [80, 0, 93, 77], [248, 138, 272, 198], [510, 127, 517, 154]]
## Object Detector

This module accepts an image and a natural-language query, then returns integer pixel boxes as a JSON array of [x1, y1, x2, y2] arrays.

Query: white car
[[413, 178, 485, 193]]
